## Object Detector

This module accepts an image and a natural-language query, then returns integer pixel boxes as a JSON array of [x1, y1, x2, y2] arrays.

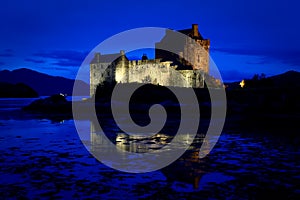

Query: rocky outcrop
[[23, 94, 71, 113]]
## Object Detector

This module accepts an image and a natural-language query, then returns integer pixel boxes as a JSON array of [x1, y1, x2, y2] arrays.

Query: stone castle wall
[[183, 38, 210, 73], [90, 58, 205, 96]]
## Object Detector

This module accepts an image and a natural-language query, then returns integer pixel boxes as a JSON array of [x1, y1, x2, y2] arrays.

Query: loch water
[[0, 98, 300, 199]]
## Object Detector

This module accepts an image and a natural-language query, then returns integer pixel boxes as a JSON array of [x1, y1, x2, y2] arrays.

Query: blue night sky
[[0, 0, 299, 82]]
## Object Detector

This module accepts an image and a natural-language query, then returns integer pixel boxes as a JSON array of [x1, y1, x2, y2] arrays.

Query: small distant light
[[240, 80, 245, 88]]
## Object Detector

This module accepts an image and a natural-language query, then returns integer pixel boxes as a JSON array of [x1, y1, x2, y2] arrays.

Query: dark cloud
[[4, 49, 13, 52], [0, 49, 13, 57], [35, 65, 74, 73], [245, 60, 269, 65], [52, 60, 83, 67], [33, 50, 88, 67], [211, 47, 300, 68], [24, 58, 45, 64], [211, 47, 261, 56]]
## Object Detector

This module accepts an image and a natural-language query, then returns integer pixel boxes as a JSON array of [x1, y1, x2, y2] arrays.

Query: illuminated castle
[[90, 24, 210, 96]]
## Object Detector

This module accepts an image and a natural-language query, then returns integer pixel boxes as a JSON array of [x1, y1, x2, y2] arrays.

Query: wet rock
[[23, 94, 72, 113]]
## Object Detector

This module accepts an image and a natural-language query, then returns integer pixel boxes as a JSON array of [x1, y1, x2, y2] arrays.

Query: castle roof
[[91, 52, 128, 63], [178, 28, 204, 40], [155, 24, 207, 52]]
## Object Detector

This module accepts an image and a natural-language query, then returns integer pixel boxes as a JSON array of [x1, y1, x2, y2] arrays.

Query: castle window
[[198, 55, 200, 63]]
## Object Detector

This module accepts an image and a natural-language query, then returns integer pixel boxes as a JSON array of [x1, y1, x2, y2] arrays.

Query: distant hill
[[226, 70, 300, 89], [269, 70, 300, 88], [0, 68, 89, 96], [0, 82, 38, 98]]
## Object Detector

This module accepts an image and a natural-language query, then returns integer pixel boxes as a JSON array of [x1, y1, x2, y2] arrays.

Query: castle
[[90, 24, 210, 96]]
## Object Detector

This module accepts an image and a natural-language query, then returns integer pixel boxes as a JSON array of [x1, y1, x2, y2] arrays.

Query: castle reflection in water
[[90, 121, 210, 189]]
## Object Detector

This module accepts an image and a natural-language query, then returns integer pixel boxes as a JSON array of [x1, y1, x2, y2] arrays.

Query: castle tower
[[155, 24, 210, 73], [90, 51, 128, 96], [115, 50, 129, 83]]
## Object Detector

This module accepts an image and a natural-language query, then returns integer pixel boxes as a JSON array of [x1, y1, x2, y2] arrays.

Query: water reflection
[[115, 133, 171, 153], [162, 149, 206, 189], [90, 119, 210, 188], [92, 132, 187, 152], [161, 134, 210, 189]]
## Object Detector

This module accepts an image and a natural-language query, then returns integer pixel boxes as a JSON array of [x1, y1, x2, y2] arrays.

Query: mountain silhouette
[[226, 70, 300, 89], [269, 70, 300, 88], [0, 68, 89, 96]]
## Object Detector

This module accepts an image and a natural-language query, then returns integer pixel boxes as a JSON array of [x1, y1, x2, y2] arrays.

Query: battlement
[[128, 58, 161, 66]]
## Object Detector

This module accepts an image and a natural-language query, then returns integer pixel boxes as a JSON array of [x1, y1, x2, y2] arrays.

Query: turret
[[192, 24, 199, 38], [120, 50, 126, 61], [142, 53, 148, 61]]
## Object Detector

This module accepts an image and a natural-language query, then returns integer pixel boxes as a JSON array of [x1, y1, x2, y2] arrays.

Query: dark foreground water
[[0, 98, 300, 199]]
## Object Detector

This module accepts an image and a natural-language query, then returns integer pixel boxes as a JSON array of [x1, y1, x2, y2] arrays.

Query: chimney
[[95, 53, 101, 63], [192, 24, 199, 37], [120, 50, 125, 56]]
